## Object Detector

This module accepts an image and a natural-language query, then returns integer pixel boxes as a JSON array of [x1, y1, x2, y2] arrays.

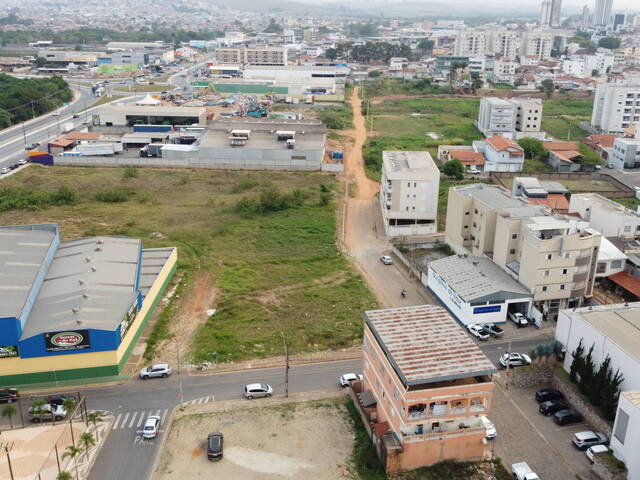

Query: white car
[[500, 352, 532, 368], [29, 404, 67, 422], [0, 167, 10, 175], [139, 363, 171, 379], [468, 167, 480, 174], [467, 324, 490, 341], [17, 158, 28, 165], [586, 444, 608, 462], [379, 255, 393, 265], [480, 415, 496, 439], [339, 373, 363, 387], [508, 311, 528, 327], [142, 415, 160, 439], [243, 383, 273, 399]]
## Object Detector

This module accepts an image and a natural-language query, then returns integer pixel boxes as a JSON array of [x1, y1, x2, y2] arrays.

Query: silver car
[[139, 363, 171, 379], [243, 383, 273, 399]]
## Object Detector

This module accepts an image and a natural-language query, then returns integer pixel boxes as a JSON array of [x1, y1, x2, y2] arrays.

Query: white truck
[[73, 143, 122, 156], [511, 462, 540, 480]]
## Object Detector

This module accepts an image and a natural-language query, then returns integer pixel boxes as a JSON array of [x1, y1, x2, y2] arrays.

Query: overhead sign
[[0, 345, 19, 358], [44, 330, 91, 352], [473, 305, 502, 315]]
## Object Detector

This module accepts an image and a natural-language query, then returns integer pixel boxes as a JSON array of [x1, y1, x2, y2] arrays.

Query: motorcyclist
[[401, 289, 407, 298]]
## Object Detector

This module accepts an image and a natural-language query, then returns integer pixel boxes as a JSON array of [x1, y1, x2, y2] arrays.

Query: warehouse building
[[0, 224, 176, 386], [426, 255, 532, 326], [96, 105, 207, 127]]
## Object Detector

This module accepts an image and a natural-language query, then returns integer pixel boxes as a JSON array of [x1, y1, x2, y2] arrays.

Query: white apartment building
[[562, 52, 614, 79], [612, 391, 640, 480], [389, 57, 409, 71], [493, 57, 518, 83], [446, 184, 601, 317], [454, 30, 489, 57], [214, 47, 287, 66], [379, 151, 440, 237], [490, 30, 520, 59], [611, 137, 640, 169], [569, 193, 640, 239], [477, 97, 543, 138], [513, 97, 543, 133], [540, 0, 552, 27], [520, 30, 554, 61], [591, 81, 640, 133]]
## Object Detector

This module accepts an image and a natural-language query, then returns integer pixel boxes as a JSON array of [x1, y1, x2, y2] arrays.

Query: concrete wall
[[610, 393, 640, 480]]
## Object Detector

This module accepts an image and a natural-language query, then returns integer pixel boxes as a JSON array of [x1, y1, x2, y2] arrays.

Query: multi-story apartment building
[[513, 97, 543, 133], [610, 136, 640, 169], [569, 193, 640, 239], [477, 97, 516, 136], [591, 81, 640, 133], [562, 52, 614, 78], [490, 30, 520, 59], [214, 47, 287, 66], [379, 151, 440, 237], [445, 184, 601, 318], [550, 0, 563, 27], [361, 305, 496, 473], [214, 47, 243, 64], [454, 30, 488, 57], [493, 57, 518, 83], [520, 29, 554, 61]]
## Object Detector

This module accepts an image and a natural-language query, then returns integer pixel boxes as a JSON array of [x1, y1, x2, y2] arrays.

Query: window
[[612, 260, 623, 269], [465, 211, 470, 215], [510, 249, 516, 254], [614, 409, 629, 444], [562, 269, 568, 275], [542, 286, 548, 292], [511, 233, 518, 240], [560, 284, 565, 290], [624, 225, 631, 232], [474, 209, 478, 214], [546, 254, 553, 260], [414, 182, 417, 187], [564, 252, 571, 259], [407, 182, 411, 187], [544, 270, 550, 277]]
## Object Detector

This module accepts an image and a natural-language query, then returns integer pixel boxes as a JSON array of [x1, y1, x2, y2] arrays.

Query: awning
[[608, 271, 640, 298]]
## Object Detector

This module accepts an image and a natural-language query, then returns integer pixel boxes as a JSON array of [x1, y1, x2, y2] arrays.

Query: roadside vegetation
[[361, 78, 453, 97], [317, 106, 353, 130], [0, 166, 377, 364]]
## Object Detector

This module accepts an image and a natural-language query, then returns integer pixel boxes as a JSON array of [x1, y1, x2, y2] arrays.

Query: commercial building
[[0, 224, 176, 386], [611, 391, 640, 480], [591, 81, 640, 133], [569, 193, 640, 239], [361, 305, 496, 473], [379, 151, 439, 237], [445, 184, 601, 318], [214, 47, 287, 66], [37, 50, 99, 67], [96, 105, 207, 127], [426, 255, 531, 325], [593, 0, 613, 26], [242, 66, 347, 95], [472, 136, 525, 172]]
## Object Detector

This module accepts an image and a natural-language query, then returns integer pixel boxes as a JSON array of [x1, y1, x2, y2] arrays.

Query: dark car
[[207, 432, 223, 461], [539, 400, 568, 416], [553, 408, 583, 425], [484, 324, 504, 338], [25, 143, 39, 150], [0, 388, 19, 404], [49, 395, 76, 407], [535, 388, 564, 403]]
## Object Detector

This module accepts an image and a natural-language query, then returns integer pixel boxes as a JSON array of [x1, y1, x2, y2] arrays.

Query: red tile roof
[[543, 141, 580, 152], [583, 134, 616, 149], [485, 136, 523, 153], [551, 150, 582, 164], [524, 193, 570, 211], [608, 271, 640, 298], [450, 150, 485, 165]]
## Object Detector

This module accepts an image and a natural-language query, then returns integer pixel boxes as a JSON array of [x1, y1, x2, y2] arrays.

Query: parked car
[[142, 415, 160, 439], [0, 388, 19, 404], [72, 114, 79, 118], [511, 462, 540, 480], [25, 143, 39, 150], [17, 158, 28, 165], [606, 163, 615, 169], [49, 395, 76, 407], [339, 373, 363, 387], [52, 112, 60, 117], [379, 255, 393, 265], [586, 444, 609, 463], [553, 408, 583, 425], [484, 323, 503, 338], [0, 167, 10, 175], [207, 432, 224, 461], [480, 415, 496, 439], [243, 383, 273, 399], [572, 431, 608, 450], [539, 400, 569, 416], [467, 324, 490, 341], [139, 363, 172, 379], [468, 167, 480, 174], [499, 352, 531, 368], [508, 311, 528, 327], [29, 404, 67, 422], [535, 388, 564, 403]]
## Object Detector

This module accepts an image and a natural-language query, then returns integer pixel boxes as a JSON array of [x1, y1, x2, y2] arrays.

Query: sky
[[324, 0, 640, 11]]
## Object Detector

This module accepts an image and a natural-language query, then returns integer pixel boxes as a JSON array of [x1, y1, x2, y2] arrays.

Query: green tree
[[470, 72, 483, 92], [62, 444, 83, 480], [518, 138, 546, 160], [442, 159, 465, 180], [87, 411, 104, 440], [1, 404, 17, 429], [589, 355, 611, 406], [579, 344, 596, 394], [569, 339, 584, 383], [539, 79, 554, 99], [579, 144, 602, 168], [325, 48, 338, 61], [264, 18, 282, 34], [62, 397, 78, 419], [80, 432, 96, 458], [368, 70, 381, 78], [601, 368, 624, 420], [598, 37, 621, 50], [57, 472, 73, 480], [417, 39, 434, 52]]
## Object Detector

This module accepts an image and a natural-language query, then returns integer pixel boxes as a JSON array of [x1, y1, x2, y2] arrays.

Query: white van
[[480, 415, 496, 439]]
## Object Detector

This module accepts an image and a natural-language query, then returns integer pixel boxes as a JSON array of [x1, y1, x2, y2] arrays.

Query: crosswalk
[[183, 395, 215, 405], [112, 409, 169, 430]]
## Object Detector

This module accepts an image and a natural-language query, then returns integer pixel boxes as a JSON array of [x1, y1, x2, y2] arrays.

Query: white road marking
[[120, 412, 130, 429], [128, 412, 138, 428], [112, 413, 122, 430], [161, 409, 168, 424], [137, 411, 146, 427]]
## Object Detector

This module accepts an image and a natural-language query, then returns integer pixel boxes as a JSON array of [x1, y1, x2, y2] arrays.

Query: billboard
[[44, 330, 91, 352], [0, 345, 19, 358]]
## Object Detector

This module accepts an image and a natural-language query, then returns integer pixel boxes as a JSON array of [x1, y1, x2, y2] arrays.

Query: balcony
[[573, 271, 588, 283], [400, 417, 486, 442], [575, 255, 591, 267]]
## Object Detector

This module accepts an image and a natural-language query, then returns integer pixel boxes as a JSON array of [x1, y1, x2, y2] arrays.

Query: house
[[360, 305, 496, 473], [548, 150, 584, 172], [437, 145, 485, 172], [582, 134, 617, 161], [380, 151, 440, 237], [389, 57, 409, 71], [569, 193, 640, 240], [473, 136, 524, 172]]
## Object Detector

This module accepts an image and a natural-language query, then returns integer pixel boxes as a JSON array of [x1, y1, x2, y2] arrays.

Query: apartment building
[[445, 184, 601, 317], [490, 30, 520, 59], [513, 97, 543, 133], [520, 30, 554, 61], [493, 57, 518, 83], [591, 81, 640, 133], [610, 137, 640, 169], [472, 136, 525, 172], [477, 97, 516, 137], [454, 30, 488, 57], [562, 52, 615, 79], [214, 47, 287, 66], [379, 151, 440, 237], [569, 193, 640, 239], [361, 305, 496, 473]]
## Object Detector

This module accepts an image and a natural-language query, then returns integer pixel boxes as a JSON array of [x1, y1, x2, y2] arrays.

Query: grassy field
[[541, 98, 592, 140], [85, 95, 126, 109], [117, 84, 166, 93], [361, 78, 453, 98], [0, 166, 377, 363]]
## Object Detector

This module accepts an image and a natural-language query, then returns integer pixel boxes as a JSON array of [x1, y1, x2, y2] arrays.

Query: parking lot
[[493, 378, 601, 480]]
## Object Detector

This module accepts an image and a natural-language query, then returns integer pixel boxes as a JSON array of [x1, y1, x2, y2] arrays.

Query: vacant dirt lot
[[155, 395, 353, 480]]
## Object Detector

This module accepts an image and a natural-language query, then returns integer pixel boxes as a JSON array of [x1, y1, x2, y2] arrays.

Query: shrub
[[234, 186, 310, 216], [122, 166, 138, 179], [319, 191, 332, 206], [442, 159, 465, 180], [49, 185, 77, 205], [232, 177, 258, 193], [94, 188, 133, 203]]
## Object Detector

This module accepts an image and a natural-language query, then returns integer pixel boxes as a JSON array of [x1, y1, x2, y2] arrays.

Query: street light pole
[[21, 123, 27, 146], [177, 341, 184, 407], [281, 332, 289, 398]]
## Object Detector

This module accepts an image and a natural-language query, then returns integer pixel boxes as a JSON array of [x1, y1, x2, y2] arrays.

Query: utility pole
[[505, 340, 512, 391], [281, 332, 289, 398], [177, 341, 184, 407], [30, 100, 36, 119], [21, 123, 27, 146]]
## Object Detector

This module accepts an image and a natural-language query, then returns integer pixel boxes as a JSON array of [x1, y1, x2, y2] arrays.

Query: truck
[[61, 122, 74, 133], [74, 143, 120, 156], [511, 462, 540, 480], [140, 143, 164, 158]]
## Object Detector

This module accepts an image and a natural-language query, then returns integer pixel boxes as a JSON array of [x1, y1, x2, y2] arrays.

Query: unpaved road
[[342, 87, 439, 308]]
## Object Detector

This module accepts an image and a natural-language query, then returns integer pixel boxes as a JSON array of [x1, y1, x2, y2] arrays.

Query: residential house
[[472, 136, 525, 172], [360, 305, 496, 473], [543, 141, 583, 172], [582, 133, 617, 161]]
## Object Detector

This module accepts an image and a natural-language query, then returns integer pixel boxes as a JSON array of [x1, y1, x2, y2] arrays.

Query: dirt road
[[342, 88, 438, 308]]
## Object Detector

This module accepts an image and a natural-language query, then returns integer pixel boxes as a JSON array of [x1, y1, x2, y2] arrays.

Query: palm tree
[[87, 411, 104, 440], [1, 404, 17, 429], [57, 472, 73, 480], [62, 397, 78, 420], [30, 398, 47, 423], [79, 432, 95, 459], [62, 444, 83, 480]]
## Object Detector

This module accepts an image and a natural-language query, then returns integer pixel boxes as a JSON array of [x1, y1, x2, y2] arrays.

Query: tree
[[579, 344, 596, 394], [325, 48, 338, 61], [442, 159, 465, 180], [62, 445, 83, 480], [601, 368, 624, 420], [63, 397, 78, 420], [57, 472, 73, 480], [470, 72, 483, 92], [368, 70, 381, 78], [417, 38, 434, 55], [589, 355, 611, 406], [518, 138, 546, 160], [1, 404, 16, 429], [539, 79, 554, 99], [264, 18, 282, 34], [579, 144, 603, 168], [87, 411, 104, 440], [80, 432, 96, 459], [569, 339, 584, 383], [598, 37, 621, 50]]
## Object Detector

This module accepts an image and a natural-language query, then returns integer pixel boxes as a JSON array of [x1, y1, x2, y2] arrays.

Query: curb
[[148, 405, 178, 479]]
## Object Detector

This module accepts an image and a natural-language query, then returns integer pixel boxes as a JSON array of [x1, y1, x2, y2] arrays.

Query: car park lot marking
[[113, 408, 168, 430]]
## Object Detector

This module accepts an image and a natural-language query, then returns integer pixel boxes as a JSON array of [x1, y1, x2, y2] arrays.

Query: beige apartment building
[[360, 305, 496, 473], [214, 46, 287, 66], [445, 184, 601, 318]]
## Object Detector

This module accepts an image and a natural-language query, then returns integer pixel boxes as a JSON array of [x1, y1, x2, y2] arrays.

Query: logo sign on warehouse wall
[[44, 330, 91, 352]]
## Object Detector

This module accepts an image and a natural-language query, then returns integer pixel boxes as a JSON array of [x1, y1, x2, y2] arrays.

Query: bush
[[94, 188, 134, 203], [122, 166, 138, 179], [0, 185, 77, 211], [233, 186, 310, 216], [319, 191, 332, 206], [317, 107, 353, 130], [442, 159, 465, 180], [231, 177, 258, 193], [49, 185, 77, 205]]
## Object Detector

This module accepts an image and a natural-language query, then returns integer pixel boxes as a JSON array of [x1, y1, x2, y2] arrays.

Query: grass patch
[[118, 84, 166, 93], [317, 106, 353, 130], [541, 98, 592, 140], [85, 95, 126, 109], [361, 78, 453, 98], [615, 196, 640, 210], [0, 166, 377, 363]]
